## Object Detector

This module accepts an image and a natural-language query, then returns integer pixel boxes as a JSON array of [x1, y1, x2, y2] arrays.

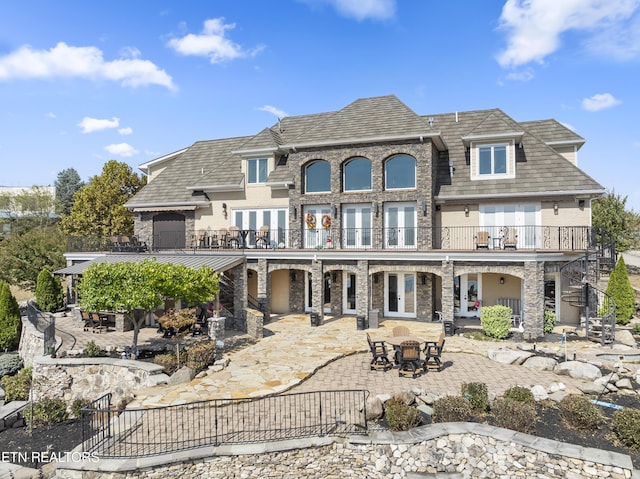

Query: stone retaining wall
[[32, 357, 166, 408], [53, 423, 634, 478], [18, 317, 60, 368]]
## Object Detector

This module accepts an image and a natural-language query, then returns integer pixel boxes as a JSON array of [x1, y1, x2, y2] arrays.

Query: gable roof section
[[461, 110, 524, 145], [519, 119, 585, 147]]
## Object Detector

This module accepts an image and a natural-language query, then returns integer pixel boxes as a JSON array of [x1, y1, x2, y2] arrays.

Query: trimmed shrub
[[0, 353, 23, 378], [461, 382, 489, 412], [0, 280, 21, 351], [492, 398, 536, 434], [0, 366, 32, 401], [558, 395, 605, 431], [84, 340, 104, 357], [70, 398, 92, 418], [543, 310, 557, 334], [480, 305, 512, 339], [612, 408, 640, 449], [186, 341, 217, 373], [502, 386, 535, 406], [605, 256, 635, 325], [385, 398, 422, 431], [154, 353, 178, 375], [25, 397, 68, 427], [35, 268, 64, 313], [432, 395, 473, 423], [158, 308, 196, 331]]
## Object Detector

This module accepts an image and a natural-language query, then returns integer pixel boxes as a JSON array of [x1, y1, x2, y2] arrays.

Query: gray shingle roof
[[519, 119, 585, 145]]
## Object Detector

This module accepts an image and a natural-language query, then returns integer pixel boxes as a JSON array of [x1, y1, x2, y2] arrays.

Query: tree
[[60, 160, 145, 237], [0, 280, 21, 351], [592, 190, 640, 252], [54, 168, 84, 216], [0, 226, 66, 291], [605, 256, 635, 325], [0, 186, 58, 237], [77, 260, 219, 353], [35, 268, 64, 312]]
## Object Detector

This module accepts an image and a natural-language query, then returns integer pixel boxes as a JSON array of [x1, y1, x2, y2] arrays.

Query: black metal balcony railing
[[67, 225, 601, 253]]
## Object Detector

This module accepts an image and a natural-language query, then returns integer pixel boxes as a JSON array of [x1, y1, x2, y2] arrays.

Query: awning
[[54, 253, 245, 275]]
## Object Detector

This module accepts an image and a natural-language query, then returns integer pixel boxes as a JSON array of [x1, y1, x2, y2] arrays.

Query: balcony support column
[[441, 260, 455, 321], [523, 261, 544, 340], [356, 260, 369, 318], [257, 258, 270, 322], [311, 258, 324, 325]]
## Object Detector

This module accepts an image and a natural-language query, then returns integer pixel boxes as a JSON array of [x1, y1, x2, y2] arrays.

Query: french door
[[385, 202, 416, 249], [343, 272, 357, 314], [342, 204, 372, 248], [384, 272, 416, 318], [305, 271, 332, 313], [303, 205, 331, 249], [480, 204, 540, 249]]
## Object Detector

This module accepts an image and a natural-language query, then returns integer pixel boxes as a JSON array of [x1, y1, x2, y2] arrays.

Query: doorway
[[384, 272, 416, 318]]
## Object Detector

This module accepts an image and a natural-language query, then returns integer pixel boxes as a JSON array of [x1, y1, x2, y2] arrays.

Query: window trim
[[343, 157, 372, 192], [304, 160, 331, 194], [384, 154, 417, 190], [471, 141, 515, 180], [247, 158, 268, 184]]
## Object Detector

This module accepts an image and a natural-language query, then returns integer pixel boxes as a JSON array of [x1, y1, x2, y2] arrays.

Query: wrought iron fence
[[81, 389, 369, 458], [26, 300, 56, 355]]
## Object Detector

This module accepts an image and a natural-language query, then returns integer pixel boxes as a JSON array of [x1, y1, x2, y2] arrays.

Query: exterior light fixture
[[422, 199, 427, 216], [500, 277, 505, 284], [553, 203, 559, 215], [290, 271, 296, 282], [222, 203, 228, 219], [333, 205, 338, 218], [464, 205, 469, 217], [373, 201, 379, 217], [421, 274, 427, 285], [374, 273, 379, 284], [293, 206, 297, 219], [578, 199, 585, 209]]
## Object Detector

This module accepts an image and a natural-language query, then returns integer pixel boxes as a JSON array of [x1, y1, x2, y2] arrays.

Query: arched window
[[305, 160, 331, 193], [385, 155, 416, 189], [343, 157, 372, 191]]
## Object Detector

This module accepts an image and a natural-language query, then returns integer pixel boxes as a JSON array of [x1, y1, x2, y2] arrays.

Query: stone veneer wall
[[18, 317, 60, 368], [32, 357, 165, 408], [53, 424, 633, 478], [245, 308, 264, 339], [134, 210, 196, 250]]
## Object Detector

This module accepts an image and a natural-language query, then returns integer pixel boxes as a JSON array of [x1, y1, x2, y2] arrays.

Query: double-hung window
[[477, 144, 508, 177], [247, 158, 268, 184]]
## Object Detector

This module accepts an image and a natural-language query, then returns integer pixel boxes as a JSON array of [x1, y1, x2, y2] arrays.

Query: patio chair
[[119, 235, 132, 252], [228, 226, 241, 249], [256, 225, 270, 248], [366, 333, 392, 371], [90, 312, 106, 333], [423, 332, 445, 371], [474, 230, 490, 249], [130, 236, 148, 252], [81, 310, 92, 331], [218, 228, 229, 248], [397, 340, 422, 378], [502, 227, 518, 249], [392, 325, 410, 337], [109, 235, 122, 252]]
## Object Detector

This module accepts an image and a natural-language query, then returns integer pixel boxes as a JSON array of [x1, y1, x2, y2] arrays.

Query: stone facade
[[18, 317, 59, 368]]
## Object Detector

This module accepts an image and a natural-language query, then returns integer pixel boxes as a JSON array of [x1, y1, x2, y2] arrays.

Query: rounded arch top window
[[385, 154, 416, 190], [305, 160, 331, 193], [343, 157, 372, 191]]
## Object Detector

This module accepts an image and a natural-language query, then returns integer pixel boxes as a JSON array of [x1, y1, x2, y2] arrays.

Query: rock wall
[[18, 317, 60, 368]]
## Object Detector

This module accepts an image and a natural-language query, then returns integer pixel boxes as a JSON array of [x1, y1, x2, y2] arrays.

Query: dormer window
[[248, 158, 268, 184], [471, 141, 515, 180]]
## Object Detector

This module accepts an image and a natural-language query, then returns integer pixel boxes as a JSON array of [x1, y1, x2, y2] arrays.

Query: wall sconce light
[[374, 273, 379, 284], [290, 271, 296, 282], [293, 206, 297, 220], [436, 204, 441, 211], [553, 203, 559, 215], [332, 272, 337, 282], [421, 274, 426, 285], [578, 199, 585, 209], [464, 205, 469, 217], [248, 270, 253, 278], [500, 277, 505, 285], [422, 199, 427, 217], [333, 205, 338, 218], [373, 201, 379, 217], [222, 203, 228, 219]]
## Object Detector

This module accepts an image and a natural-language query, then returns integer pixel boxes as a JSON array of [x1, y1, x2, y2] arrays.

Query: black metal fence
[[26, 300, 56, 355], [81, 389, 369, 458]]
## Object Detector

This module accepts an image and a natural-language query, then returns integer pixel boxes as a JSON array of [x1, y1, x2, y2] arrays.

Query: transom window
[[343, 157, 372, 191], [478, 145, 507, 176], [305, 160, 331, 193], [247, 158, 268, 184], [385, 155, 416, 190]]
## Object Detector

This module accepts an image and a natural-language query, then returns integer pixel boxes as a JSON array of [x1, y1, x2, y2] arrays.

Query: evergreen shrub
[[480, 305, 512, 339]]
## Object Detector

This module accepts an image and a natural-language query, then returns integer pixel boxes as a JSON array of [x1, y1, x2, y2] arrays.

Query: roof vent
[[428, 117, 434, 128]]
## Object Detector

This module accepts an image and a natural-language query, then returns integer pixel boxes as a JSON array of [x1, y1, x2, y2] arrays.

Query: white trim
[[471, 141, 515, 180], [343, 271, 357, 315], [138, 148, 188, 173]]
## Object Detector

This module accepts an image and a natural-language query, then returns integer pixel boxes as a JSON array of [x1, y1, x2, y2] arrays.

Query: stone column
[[207, 317, 226, 342], [356, 260, 369, 318], [441, 260, 455, 321], [257, 258, 270, 323], [311, 259, 324, 324], [523, 261, 545, 339], [231, 261, 248, 332]]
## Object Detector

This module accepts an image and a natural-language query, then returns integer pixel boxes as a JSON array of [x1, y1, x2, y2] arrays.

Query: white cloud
[[0, 42, 175, 90], [259, 105, 288, 119], [78, 116, 119, 133], [167, 18, 264, 63], [118, 127, 133, 135], [497, 0, 640, 68], [311, 0, 396, 21], [45, 112, 56, 119], [105, 142, 139, 157], [505, 69, 535, 82], [581, 93, 622, 111]]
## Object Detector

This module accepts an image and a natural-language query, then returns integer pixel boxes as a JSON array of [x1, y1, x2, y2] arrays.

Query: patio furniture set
[[81, 310, 113, 334], [474, 227, 518, 250], [192, 225, 271, 250], [367, 326, 446, 379]]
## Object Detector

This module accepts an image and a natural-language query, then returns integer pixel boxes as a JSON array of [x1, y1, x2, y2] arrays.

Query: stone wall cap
[[33, 356, 164, 373]]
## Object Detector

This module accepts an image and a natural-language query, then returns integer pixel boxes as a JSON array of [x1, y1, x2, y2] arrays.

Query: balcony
[[67, 226, 607, 254]]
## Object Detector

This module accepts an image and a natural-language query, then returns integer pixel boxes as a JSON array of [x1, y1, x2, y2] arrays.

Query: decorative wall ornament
[[321, 214, 332, 229], [306, 212, 317, 229]]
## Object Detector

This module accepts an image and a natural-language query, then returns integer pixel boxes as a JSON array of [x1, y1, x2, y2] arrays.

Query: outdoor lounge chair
[[475, 231, 490, 249], [423, 332, 445, 371], [256, 225, 270, 248], [81, 310, 92, 331], [502, 227, 518, 249], [90, 312, 107, 333], [397, 340, 422, 378], [228, 226, 241, 248], [367, 333, 392, 371], [392, 325, 410, 337]]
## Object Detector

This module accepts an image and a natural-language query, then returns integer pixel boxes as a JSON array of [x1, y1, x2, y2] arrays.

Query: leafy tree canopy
[[592, 190, 640, 252], [0, 226, 66, 291], [0, 186, 58, 236], [54, 168, 84, 216], [60, 160, 145, 237]]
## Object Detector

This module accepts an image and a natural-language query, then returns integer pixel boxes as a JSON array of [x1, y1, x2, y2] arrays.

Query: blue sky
[[1, 0, 639, 211]]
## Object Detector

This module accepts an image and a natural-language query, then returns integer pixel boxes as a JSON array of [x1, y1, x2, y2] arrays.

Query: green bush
[[492, 398, 536, 434], [558, 395, 605, 431], [70, 398, 91, 418], [502, 386, 535, 406], [186, 341, 217, 373], [633, 323, 640, 335], [35, 268, 64, 313], [25, 397, 68, 427], [0, 353, 23, 378], [480, 305, 512, 339], [605, 257, 635, 325], [0, 280, 21, 351], [154, 353, 178, 375], [158, 308, 196, 331], [0, 366, 31, 401], [543, 310, 557, 334], [432, 395, 473, 423], [84, 340, 104, 357], [461, 382, 489, 412], [612, 408, 640, 449], [385, 398, 422, 431]]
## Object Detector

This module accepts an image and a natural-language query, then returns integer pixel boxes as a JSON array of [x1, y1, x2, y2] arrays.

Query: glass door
[[454, 274, 481, 317], [343, 272, 356, 314], [343, 204, 372, 248], [304, 205, 331, 248], [384, 272, 416, 318], [385, 203, 416, 249]]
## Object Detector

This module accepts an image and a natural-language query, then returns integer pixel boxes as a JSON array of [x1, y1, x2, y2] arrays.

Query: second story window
[[305, 160, 331, 193], [343, 157, 372, 191], [478, 145, 507, 176], [385, 155, 416, 190], [248, 158, 268, 184]]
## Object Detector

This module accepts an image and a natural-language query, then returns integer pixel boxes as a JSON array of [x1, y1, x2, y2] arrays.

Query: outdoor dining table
[[385, 336, 425, 364]]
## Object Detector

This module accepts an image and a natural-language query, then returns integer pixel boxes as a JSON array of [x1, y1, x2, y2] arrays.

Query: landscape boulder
[[167, 366, 196, 386], [554, 361, 602, 380], [365, 397, 384, 420], [522, 356, 558, 371], [615, 329, 637, 347], [487, 349, 534, 365]]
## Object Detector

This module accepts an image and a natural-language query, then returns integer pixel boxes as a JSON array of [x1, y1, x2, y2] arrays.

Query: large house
[[101, 95, 611, 338]]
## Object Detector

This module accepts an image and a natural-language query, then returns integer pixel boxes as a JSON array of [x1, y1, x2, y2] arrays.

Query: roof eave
[[138, 148, 188, 173], [281, 132, 448, 151], [461, 132, 525, 147], [231, 147, 278, 158], [435, 188, 605, 203]]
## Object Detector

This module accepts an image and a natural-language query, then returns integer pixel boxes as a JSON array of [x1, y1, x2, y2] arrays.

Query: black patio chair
[[397, 340, 422, 378], [367, 333, 392, 371]]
